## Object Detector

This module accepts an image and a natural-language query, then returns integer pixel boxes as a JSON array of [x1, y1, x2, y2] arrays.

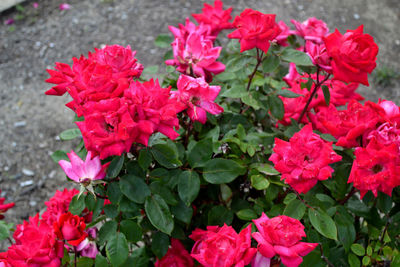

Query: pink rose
[[291, 17, 329, 44], [190, 224, 257, 267], [252, 214, 318, 267], [378, 99, 400, 120], [305, 41, 332, 72]]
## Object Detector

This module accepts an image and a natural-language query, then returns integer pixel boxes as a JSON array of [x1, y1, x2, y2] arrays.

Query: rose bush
[[1, 1, 399, 266]]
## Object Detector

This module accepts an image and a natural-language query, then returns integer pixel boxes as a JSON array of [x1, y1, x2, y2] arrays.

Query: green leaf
[[362, 256, 371, 266], [154, 34, 172, 48], [51, 150, 69, 163], [151, 232, 170, 259], [119, 175, 151, 204], [226, 56, 254, 72], [377, 192, 392, 213], [120, 220, 142, 242], [107, 182, 122, 204], [142, 65, 159, 77], [283, 199, 306, 220], [171, 199, 193, 224], [178, 171, 200, 206], [308, 208, 338, 240], [69, 194, 86, 215], [335, 208, 356, 251], [348, 253, 361, 267], [281, 48, 313, 66], [203, 159, 246, 184], [321, 85, 330, 106], [106, 232, 129, 267], [262, 54, 280, 73], [221, 84, 247, 98], [77, 257, 94, 267], [145, 194, 174, 234], [351, 243, 366, 256], [251, 175, 270, 190], [107, 155, 125, 179], [251, 163, 279, 175], [208, 206, 233, 226], [0, 222, 10, 241], [188, 139, 213, 168], [138, 149, 152, 170], [236, 209, 258, 221], [241, 94, 261, 110], [95, 254, 109, 267], [98, 221, 118, 245], [104, 204, 119, 218], [59, 128, 81, 140], [268, 94, 284, 120], [150, 181, 178, 206], [319, 133, 337, 142], [151, 143, 182, 169], [276, 90, 302, 98]]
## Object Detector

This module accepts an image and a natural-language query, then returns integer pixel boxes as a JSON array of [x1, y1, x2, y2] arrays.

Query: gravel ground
[[0, 0, 399, 237]]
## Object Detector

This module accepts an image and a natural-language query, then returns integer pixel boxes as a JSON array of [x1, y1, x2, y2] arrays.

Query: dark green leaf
[[208, 206, 233, 226], [251, 163, 279, 175], [104, 204, 119, 218], [120, 220, 142, 242], [154, 34, 172, 48], [145, 194, 174, 234], [120, 175, 151, 204], [107, 155, 125, 179], [281, 48, 313, 66], [59, 128, 81, 141], [0, 222, 10, 241], [335, 207, 356, 251], [138, 149, 152, 170], [171, 199, 193, 224], [308, 208, 338, 240], [348, 253, 361, 267], [221, 84, 247, 98], [321, 85, 330, 106], [98, 221, 118, 245], [178, 171, 200, 206], [95, 254, 109, 267], [377, 192, 392, 213], [188, 139, 213, 168], [203, 159, 246, 184], [236, 209, 258, 221], [283, 199, 306, 220], [351, 244, 365, 256], [107, 182, 122, 204], [251, 175, 270, 190], [262, 54, 280, 73], [77, 257, 94, 267], [276, 89, 302, 98], [320, 133, 337, 142], [150, 181, 178, 206], [69, 194, 86, 215], [151, 232, 170, 259], [106, 232, 129, 267], [151, 143, 182, 169], [268, 94, 284, 120], [241, 94, 261, 110]]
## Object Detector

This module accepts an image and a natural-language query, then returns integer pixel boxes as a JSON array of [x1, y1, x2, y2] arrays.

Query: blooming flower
[[305, 41, 332, 72], [378, 99, 400, 121], [349, 138, 400, 198], [291, 17, 329, 44], [0, 190, 14, 220], [42, 188, 79, 225], [155, 239, 194, 267], [76, 228, 99, 259], [366, 122, 400, 149], [323, 25, 378, 86], [269, 124, 342, 194], [173, 74, 224, 124], [53, 212, 88, 246], [190, 224, 257, 267], [274, 21, 295, 47], [192, 0, 234, 36], [59, 150, 109, 185], [228, 9, 281, 54], [252, 214, 318, 267], [2, 214, 64, 266]]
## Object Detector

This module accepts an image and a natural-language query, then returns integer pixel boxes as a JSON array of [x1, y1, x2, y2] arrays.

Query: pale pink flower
[[76, 228, 99, 259], [252, 252, 271, 267], [291, 17, 329, 44], [59, 3, 71, 11], [59, 150, 109, 184]]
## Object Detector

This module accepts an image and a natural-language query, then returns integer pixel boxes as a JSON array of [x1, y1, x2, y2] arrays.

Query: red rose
[[324, 25, 378, 86], [253, 214, 318, 267], [269, 124, 342, 194], [42, 188, 79, 226], [189, 224, 256, 267], [0, 190, 14, 220], [228, 9, 281, 54], [53, 212, 88, 246], [155, 239, 194, 267]]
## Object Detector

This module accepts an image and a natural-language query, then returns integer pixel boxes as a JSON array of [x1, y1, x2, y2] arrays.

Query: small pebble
[[353, 13, 360, 20], [14, 121, 26, 127], [22, 168, 35, 176], [29, 200, 37, 206], [20, 180, 34, 187], [395, 40, 400, 46], [48, 170, 56, 179]]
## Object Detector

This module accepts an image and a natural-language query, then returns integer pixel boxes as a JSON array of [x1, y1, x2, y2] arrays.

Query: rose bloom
[[252, 213, 318, 267], [278, 84, 313, 126], [323, 25, 378, 86], [0, 214, 64, 267], [291, 17, 329, 44], [192, 0, 234, 36], [274, 20, 295, 47], [349, 138, 400, 198], [54, 212, 88, 246], [378, 99, 400, 121], [228, 9, 281, 54], [305, 41, 332, 72], [366, 122, 400, 149], [190, 224, 256, 267], [0, 190, 14, 219], [173, 74, 224, 124], [42, 188, 79, 225], [76, 228, 99, 259], [155, 239, 194, 267], [269, 124, 342, 194]]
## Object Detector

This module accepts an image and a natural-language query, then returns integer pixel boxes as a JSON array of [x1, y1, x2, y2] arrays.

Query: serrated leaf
[[154, 34, 172, 48], [236, 209, 258, 221], [277, 89, 302, 98], [151, 232, 170, 259], [281, 48, 313, 66], [150, 181, 178, 206], [119, 175, 151, 204], [241, 94, 261, 110], [208, 206, 233, 226], [188, 138, 213, 168], [351, 244, 365, 256], [107, 155, 124, 179], [151, 143, 182, 169], [95, 254, 109, 267], [51, 150, 69, 163], [308, 208, 338, 240], [106, 232, 129, 266], [120, 220, 142, 242], [221, 84, 247, 98], [283, 199, 306, 220], [98, 221, 118, 245], [138, 149, 152, 170], [59, 128, 81, 141], [145, 195, 174, 234], [262, 54, 280, 73], [107, 182, 122, 204], [171, 199, 193, 224], [178, 171, 200, 206], [268, 94, 284, 120], [321, 85, 330, 106], [251, 175, 270, 190], [251, 163, 279, 175], [203, 159, 246, 184], [69, 194, 86, 215]]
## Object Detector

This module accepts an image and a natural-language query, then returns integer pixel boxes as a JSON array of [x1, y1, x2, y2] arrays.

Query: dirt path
[[0, 0, 399, 228]]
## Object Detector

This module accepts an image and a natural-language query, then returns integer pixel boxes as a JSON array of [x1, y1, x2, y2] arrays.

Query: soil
[[0, 0, 399, 245]]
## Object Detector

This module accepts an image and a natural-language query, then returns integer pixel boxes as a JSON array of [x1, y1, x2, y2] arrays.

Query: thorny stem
[[319, 244, 335, 267], [338, 187, 356, 205], [240, 48, 264, 114], [297, 67, 331, 123]]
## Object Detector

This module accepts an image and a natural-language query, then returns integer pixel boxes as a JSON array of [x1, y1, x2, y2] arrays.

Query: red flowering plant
[[2, 1, 400, 266]]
